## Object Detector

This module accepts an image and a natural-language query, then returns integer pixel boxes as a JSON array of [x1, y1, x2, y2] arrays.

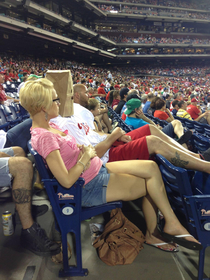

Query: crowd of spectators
[[98, 0, 210, 11], [2, 55, 210, 83], [98, 5, 210, 20], [106, 35, 210, 45]]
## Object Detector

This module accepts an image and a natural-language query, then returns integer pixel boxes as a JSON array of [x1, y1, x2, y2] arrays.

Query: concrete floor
[[0, 196, 210, 280]]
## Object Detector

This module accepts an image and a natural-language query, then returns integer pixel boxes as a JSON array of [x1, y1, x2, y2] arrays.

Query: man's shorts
[[82, 164, 110, 207], [199, 117, 208, 124], [161, 123, 175, 138], [108, 124, 151, 162], [0, 148, 14, 188]]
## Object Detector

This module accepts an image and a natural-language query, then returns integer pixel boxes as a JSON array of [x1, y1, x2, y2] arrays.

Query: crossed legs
[[105, 160, 199, 250]]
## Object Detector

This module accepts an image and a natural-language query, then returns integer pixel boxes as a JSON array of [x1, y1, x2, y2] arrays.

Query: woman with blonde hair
[[20, 78, 201, 252]]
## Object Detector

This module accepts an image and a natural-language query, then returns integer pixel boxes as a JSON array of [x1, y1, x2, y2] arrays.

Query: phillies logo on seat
[[57, 193, 74, 200]]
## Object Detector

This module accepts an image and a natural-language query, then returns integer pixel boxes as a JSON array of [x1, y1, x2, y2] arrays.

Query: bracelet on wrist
[[77, 160, 86, 174]]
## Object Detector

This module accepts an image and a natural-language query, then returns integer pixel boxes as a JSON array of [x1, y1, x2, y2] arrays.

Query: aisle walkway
[[0, 197, 210, 280]]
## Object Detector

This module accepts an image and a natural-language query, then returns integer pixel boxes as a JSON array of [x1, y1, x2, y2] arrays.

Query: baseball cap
[[100, 83, 105, 87], [125, 99, 141, 115], [191, 98, 198, 102], [114, 84, 120, 89]]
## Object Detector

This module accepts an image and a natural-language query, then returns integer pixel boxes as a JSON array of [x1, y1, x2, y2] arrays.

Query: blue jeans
[[4, 119, 32, 152]]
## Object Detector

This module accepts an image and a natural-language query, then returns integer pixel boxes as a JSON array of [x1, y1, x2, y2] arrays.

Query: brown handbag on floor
[[93, 208, 145, 266]]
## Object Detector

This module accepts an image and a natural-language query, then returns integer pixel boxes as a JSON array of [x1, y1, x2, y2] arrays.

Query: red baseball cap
[[114, 85, 120, 89], [191, 98, 198, 102], [100, 83, 105, 87]]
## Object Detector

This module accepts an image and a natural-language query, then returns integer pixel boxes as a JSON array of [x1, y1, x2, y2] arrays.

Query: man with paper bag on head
[[46, 70, 73, 117], [50, 82, 210, 173]]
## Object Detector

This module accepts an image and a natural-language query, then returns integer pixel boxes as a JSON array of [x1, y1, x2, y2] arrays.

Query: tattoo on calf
[[171, 152, 189, 168], [12, 189, 32, 204]]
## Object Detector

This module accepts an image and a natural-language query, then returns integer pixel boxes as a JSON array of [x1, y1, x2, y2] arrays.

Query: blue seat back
[[108, 106, 132, 133], [184, 119, 195, 129], [191, 133, 210, 153], [193, 122, 206, 134], [204, 125, 210, 138], [156, 154, 210, 280], [27, 140, 122, 277]]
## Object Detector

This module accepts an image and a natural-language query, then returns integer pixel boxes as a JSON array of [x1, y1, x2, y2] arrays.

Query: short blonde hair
[[20, 78, 54, 116]]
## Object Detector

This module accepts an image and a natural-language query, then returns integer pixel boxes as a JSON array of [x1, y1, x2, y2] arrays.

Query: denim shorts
[[162, 123, 175, 139], [82, 164, 110, 207], [0, 148, 14, 188]]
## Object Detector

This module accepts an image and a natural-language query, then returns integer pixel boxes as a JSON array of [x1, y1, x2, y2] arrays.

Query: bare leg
[[102, 113, 113, 132], [146, 135, 210, 173], [149, 124, 200, 159], [205, 114, 210, 125], [9, 157, 34, 229], [171, 120, 184, 138], [12, 147, 26, 157], [105, 160, 199, 248], [168, 121, 188, 149]]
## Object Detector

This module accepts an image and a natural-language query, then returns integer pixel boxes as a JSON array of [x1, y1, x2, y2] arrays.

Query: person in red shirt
[[4, 70, 12, 82], [0, 73, 19, 104], [106, 84, 120, 101], [186, 98, 210, 124], [97, 83, 106, 98], [154, 98, 174, 122], [9, 69, 15, 79]]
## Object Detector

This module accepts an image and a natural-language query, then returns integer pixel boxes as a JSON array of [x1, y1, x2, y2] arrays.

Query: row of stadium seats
[[0, 103, 30, 131]]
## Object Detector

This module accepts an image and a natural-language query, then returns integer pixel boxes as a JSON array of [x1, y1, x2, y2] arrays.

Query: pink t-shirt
[[31, 122, 103, 185]]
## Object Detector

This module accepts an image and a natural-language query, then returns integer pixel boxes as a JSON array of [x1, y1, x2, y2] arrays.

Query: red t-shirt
[[0, 85, 7, 103], [97, 87, 106, 96], [121, 112, 126, 120], [154, 110, 169, 121], [106, 91, 110, 101], [112, 99, 120, 108], [186, 105, 200, 120]]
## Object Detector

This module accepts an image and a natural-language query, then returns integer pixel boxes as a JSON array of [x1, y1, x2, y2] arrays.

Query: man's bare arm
[[94, 128, 125, 158]]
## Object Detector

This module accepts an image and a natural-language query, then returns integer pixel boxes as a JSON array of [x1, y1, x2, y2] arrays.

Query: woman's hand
[[82, 145, 97, 159]]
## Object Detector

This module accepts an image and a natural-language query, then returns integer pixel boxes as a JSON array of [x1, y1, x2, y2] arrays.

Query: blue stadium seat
[[8, 105, 22, 123], [204, 125, 210, 138], [191, 133, 210, 153], [156, 154, 210, 280], [0, 105, 21, 127], [108, 106, 132, 133], [194, 122, 206, 134], [0, 109, 10, 131], [27, 141, 122, 278], [19, 104, 30, 120], [183, 119, 195, 129]]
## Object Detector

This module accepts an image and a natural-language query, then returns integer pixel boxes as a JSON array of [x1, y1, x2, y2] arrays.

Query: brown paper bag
[[46, 70, 73, 117]]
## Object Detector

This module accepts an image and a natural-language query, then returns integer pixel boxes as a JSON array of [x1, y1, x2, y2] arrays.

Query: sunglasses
[[52, 98, 60, 104]]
